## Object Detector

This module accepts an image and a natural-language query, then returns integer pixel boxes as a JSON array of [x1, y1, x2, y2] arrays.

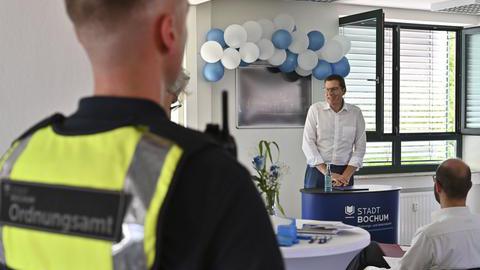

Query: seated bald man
[[349, 159, 480, 270], [399, 159, 480, 269]]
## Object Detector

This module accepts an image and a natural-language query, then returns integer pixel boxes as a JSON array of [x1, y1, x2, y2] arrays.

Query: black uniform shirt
[[52, 96, 285, 270]]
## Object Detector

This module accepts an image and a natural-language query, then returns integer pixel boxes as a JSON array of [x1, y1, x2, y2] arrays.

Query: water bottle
[[324, 164, 332, 192]]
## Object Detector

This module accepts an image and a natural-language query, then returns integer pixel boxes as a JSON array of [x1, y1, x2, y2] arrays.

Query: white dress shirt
[[399, 207, 480, 270], [302, 101, 366, 168]]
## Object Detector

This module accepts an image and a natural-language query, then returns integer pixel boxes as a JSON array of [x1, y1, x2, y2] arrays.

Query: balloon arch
[[200, 14, 351, 82]]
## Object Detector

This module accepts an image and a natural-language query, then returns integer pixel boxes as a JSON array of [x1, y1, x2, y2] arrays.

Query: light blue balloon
[[313, 60, 332, 80], [331, 57, 350, 77], [272, 30, 293, 50], [279, 51, 298, 73], [203, 62, 225, 82], [206, 28, 227, 48], [308, 31, 325, 51]]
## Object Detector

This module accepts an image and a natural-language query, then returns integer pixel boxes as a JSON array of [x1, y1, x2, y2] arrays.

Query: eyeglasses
[[169, 69, 191, 96], [170, 101, 183, 112], [432, 175, 442, 186], [324, 87, 343, 94]]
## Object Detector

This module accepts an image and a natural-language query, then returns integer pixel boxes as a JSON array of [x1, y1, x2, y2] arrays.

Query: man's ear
[[154, 14, 176, 54], [434, 181, 442, 193]]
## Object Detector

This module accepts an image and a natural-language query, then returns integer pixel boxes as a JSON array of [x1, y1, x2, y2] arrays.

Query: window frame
[[461, 26, 480, 135], [340, 9, 385, 136], [342, 19, 463, 175]]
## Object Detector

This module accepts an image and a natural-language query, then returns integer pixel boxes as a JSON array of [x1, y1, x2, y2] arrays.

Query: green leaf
[[276, 192, 286, 216], [265, 142, 273, 164], [271, 141, 280, 163], [259, 140, 264, 156]]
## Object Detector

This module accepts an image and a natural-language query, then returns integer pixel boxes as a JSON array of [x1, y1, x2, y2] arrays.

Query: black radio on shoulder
[[204, 91, 237, 158]]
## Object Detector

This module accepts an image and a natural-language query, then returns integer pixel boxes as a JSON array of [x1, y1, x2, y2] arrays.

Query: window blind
[[399, 29, 456, 133], [466, 33, 480, 128], [341, 26, 393, 133]]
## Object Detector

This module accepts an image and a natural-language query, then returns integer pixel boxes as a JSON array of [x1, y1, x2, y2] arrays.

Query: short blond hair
[[65, 0, 149, 28]]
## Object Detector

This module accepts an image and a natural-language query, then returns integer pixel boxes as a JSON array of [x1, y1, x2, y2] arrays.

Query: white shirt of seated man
[[398, 159, 480, 270]]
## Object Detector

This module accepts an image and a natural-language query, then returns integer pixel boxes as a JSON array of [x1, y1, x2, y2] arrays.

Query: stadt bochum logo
[[345, 205, 355, 216]]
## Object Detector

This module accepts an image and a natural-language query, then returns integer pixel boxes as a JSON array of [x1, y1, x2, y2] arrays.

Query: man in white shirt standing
[[399, 159, 480, 269], [302, 74, 366, 188]]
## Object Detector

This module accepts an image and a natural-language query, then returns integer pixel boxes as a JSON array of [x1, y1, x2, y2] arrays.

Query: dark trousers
[[303, 165, 354, 189], [346, 242, 391, 270]]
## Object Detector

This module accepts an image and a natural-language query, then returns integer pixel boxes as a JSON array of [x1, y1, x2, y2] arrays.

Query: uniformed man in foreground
[[0, 0, 284, 269]]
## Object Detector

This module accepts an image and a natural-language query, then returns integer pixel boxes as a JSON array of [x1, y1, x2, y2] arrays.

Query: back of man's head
[[65, 0, 150, 31], [63, 0, 188, 109], [435, 159, 472, 200]]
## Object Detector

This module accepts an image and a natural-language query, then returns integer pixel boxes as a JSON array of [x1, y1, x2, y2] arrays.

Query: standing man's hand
[[332, 173, 349, 186], [315, 164, 326, 174]]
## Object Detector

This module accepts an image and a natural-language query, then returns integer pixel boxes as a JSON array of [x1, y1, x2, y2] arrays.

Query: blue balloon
[[308, 31, 325, 51], [203, 62, 225, 82], [206, 28, 227, 48], [239, 60, 250, 67], [331, 57, 350, 77], [272, 30, 293, 50], [279, 51, 298, 73], [313, 60, 332, 80]]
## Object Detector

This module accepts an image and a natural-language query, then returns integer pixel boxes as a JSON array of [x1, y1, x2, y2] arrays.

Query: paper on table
[[363, 257, 401, 270], [384, 257, 401, 270]]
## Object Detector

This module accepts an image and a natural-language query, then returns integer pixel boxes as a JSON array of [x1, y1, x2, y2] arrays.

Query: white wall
[[191, 0, 480, 219], [0, 0, 92, 155]]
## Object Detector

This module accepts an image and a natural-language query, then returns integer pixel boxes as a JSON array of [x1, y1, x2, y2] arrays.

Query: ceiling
[[191, 0, 480, 16], [188, 0, 210, 5], [334, 0, 445, 11], [190, 0, 462, 11]]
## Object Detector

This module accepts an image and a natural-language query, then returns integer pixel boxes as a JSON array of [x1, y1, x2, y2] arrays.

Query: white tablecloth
[[273, 217, 370, 270]]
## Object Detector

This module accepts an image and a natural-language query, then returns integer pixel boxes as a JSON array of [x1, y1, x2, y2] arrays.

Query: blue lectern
[[301, 185, 401, 244]]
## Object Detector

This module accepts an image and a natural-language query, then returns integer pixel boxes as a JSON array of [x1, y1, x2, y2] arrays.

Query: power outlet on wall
[[412, 202, 419, 212]]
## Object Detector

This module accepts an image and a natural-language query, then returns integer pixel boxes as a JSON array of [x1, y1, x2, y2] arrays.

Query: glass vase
[[265, 191, 277, 216]]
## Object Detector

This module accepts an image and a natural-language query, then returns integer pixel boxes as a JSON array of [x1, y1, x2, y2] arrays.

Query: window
[[462, 28, 480, 134], [341, 11, 462, 174]]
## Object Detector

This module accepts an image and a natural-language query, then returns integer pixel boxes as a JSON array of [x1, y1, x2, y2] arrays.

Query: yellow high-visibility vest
[[0, 124, 183, 270]]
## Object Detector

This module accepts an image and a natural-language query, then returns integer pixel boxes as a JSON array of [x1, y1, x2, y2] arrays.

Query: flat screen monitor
[[236, 64, 312, 128]]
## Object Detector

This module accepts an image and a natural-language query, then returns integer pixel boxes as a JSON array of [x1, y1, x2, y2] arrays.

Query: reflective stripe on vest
[[0, 126, 183, 270]]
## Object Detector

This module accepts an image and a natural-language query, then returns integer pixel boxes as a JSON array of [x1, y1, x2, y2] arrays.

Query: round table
[[279, 219, 370, 270]]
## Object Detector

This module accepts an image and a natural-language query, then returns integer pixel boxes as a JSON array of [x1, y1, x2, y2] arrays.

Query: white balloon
[[224, 24, 248, 49], [258, 19, 275, 40], [318, 39, 344, 63], [289, 31, 309, 54], [298, 50, 318, 71], [221, 48, 241, 70], [268, 49, 287, 66], [296, 67, 312, 77], [200, 41, 223, 63], [257, 39, 275, 61], [333, 35, 352, 55], [274, 14, 295, 32], [240, 42, 260, 63], [243, 21, 263, 43]]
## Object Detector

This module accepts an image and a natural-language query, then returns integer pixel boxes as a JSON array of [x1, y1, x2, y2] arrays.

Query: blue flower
[[253, 155, 265, 171], [270, 165, 280, 178]]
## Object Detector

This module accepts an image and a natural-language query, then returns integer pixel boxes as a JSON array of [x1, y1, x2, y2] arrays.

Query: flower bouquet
[[251, 140, 288, 216]]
